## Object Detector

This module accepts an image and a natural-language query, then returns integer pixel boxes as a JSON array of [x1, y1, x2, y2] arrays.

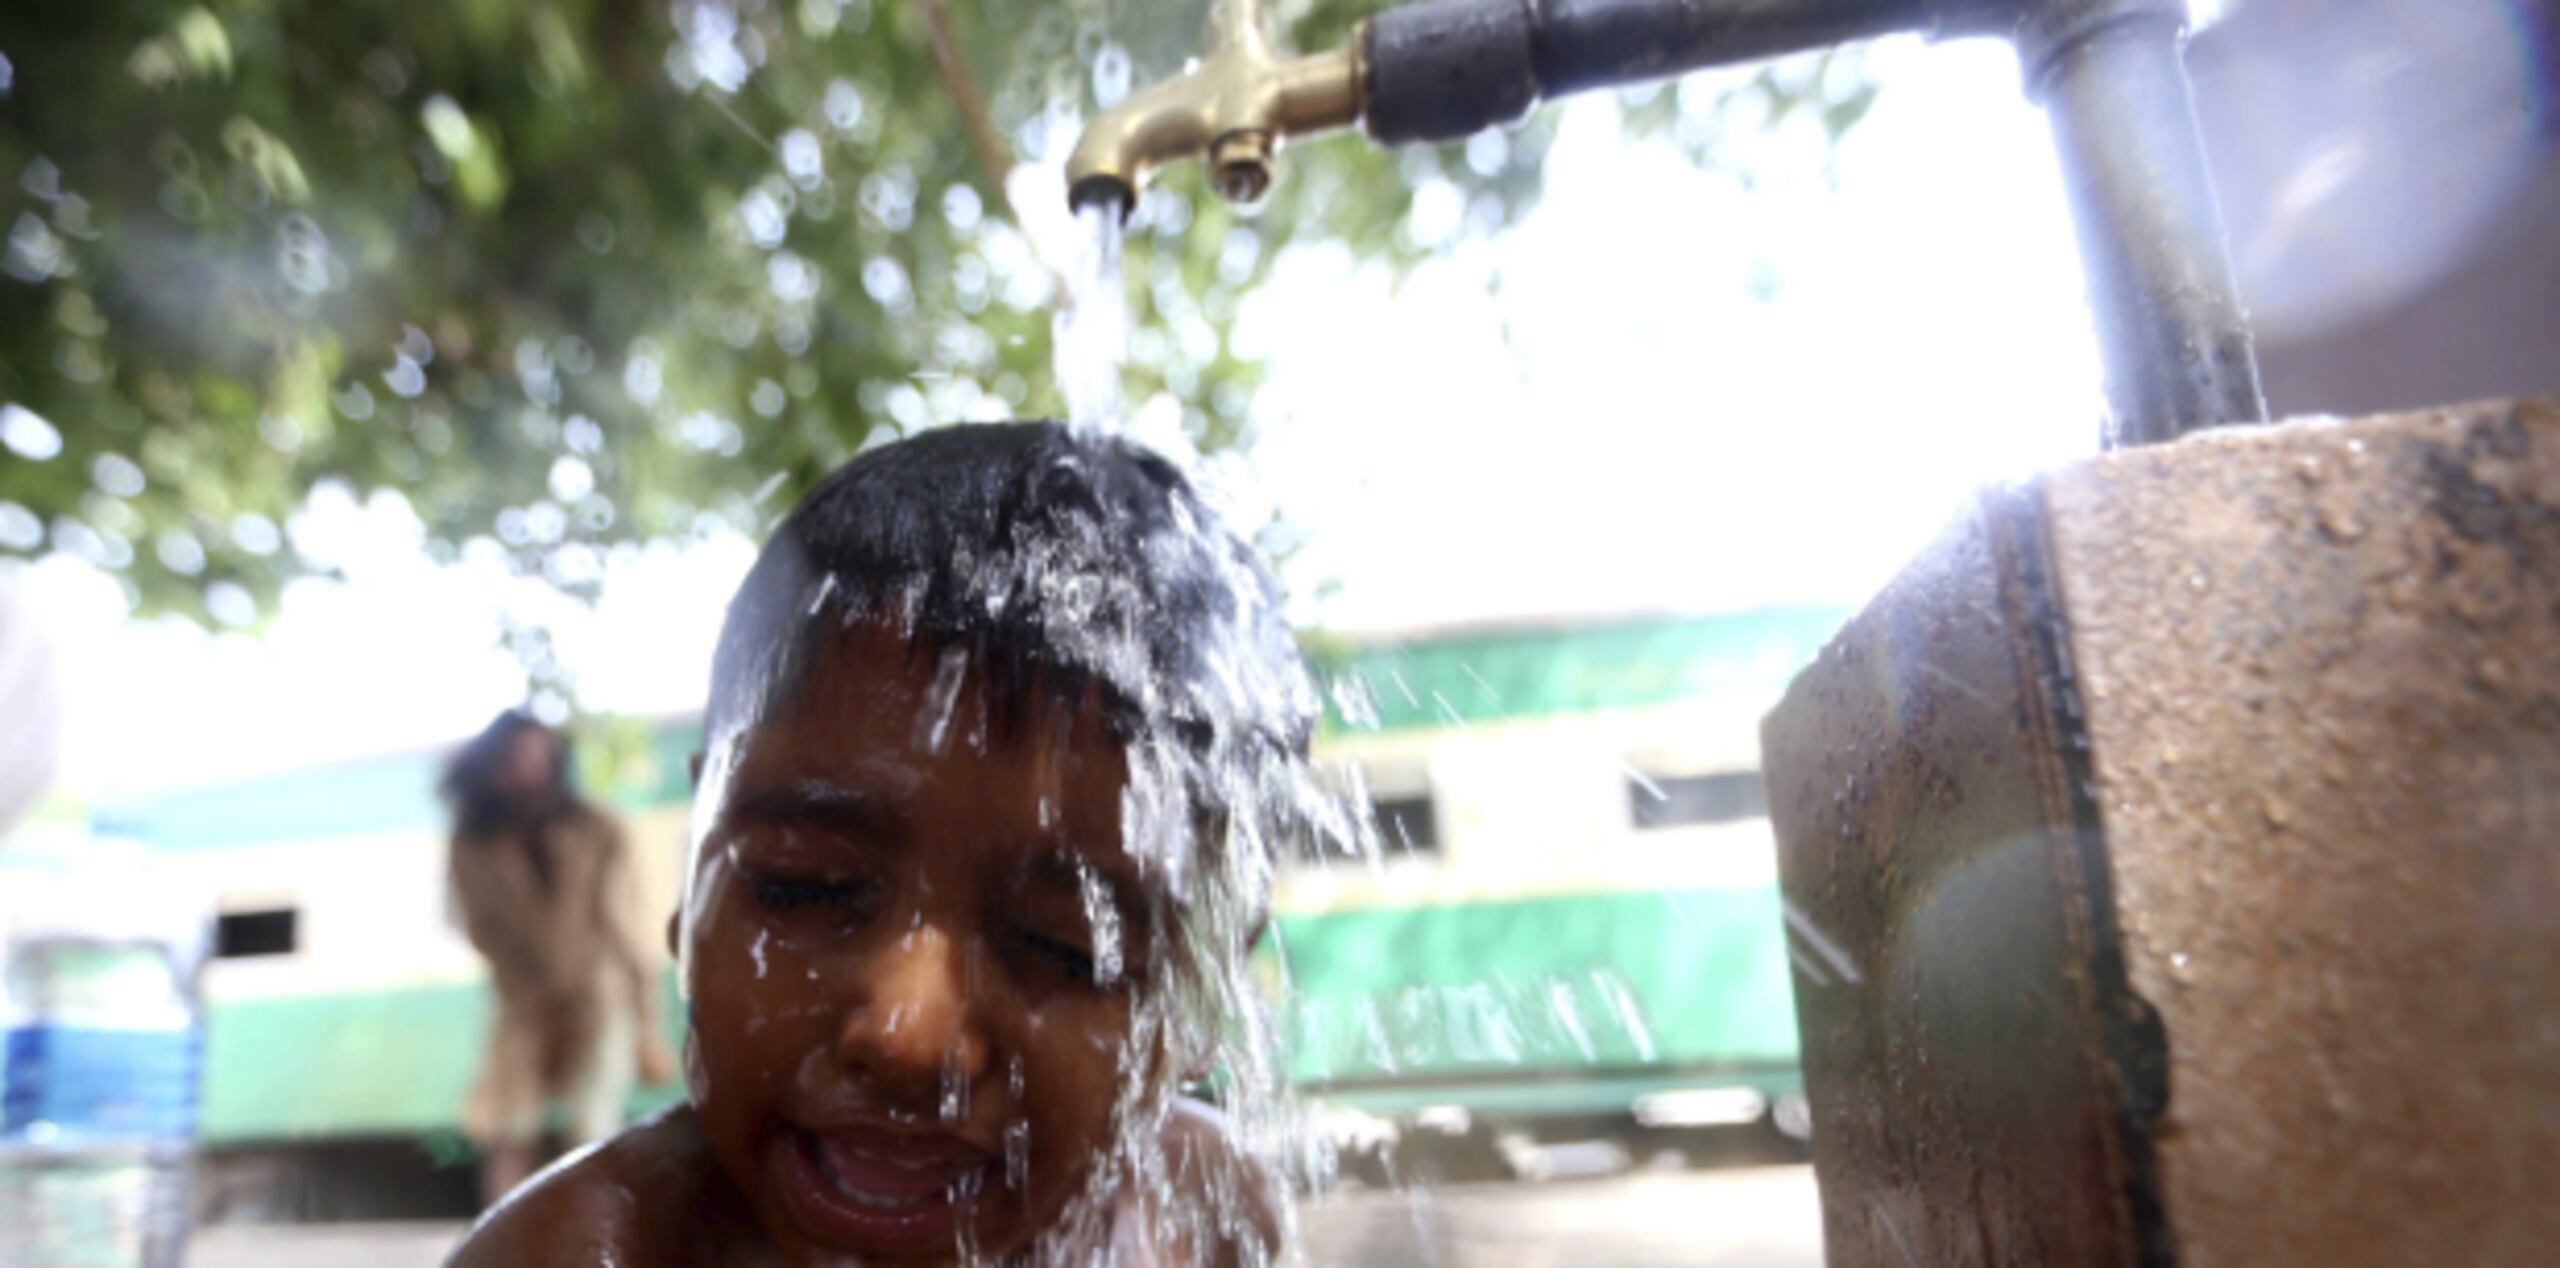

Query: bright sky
[[16, 32, 2106, 799]]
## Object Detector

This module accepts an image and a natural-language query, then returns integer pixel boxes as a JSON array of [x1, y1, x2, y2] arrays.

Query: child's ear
[[687, 750, 704, 787]]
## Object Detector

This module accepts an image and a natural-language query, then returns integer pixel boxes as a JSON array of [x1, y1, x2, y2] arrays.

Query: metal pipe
[[2027, 1, 2268, 442], [1065, 0, 2272, 446], [1367, 0, 2006, 142]]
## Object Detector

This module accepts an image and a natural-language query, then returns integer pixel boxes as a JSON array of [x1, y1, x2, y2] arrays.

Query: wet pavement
[[190, 1164, 1825, 1267]]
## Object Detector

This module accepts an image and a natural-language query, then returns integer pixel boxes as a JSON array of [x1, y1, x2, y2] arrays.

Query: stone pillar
[[1763, 398, 2560, 1266]]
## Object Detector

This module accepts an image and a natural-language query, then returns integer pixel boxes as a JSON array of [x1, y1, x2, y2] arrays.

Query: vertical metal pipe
[[2029, 4, 2268, 448]]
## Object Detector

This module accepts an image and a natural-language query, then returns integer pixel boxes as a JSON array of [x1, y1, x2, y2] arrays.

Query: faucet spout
[[1064, 0, 1366, 215]]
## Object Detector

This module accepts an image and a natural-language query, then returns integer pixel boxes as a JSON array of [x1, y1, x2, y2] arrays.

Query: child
[[448, 422, 1323, 1267]]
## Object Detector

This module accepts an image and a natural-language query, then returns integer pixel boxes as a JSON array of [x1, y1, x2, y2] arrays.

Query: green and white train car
[[90, 608, 1843, 1183]]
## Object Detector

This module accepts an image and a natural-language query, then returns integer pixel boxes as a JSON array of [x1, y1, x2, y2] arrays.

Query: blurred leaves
[[0, 0, 1873, 681]]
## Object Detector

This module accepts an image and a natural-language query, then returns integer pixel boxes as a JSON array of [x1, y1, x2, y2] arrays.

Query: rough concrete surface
[[2050, 398, 2560, 1266], [1764, 397, 2560, 1268], [1761, 497, 2154, 1268]]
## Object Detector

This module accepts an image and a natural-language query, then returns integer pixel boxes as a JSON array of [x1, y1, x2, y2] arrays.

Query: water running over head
[[680, 422, 1369, 1266]]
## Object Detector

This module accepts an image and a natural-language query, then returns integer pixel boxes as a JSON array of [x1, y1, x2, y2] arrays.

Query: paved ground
[[190, 1165, 1825, 1267], [1299, 1165, 1825, 1268], [192, 1220, 462, 1267]]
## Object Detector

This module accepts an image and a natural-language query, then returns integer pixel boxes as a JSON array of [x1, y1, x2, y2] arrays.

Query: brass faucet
[[1063, 0, 1366, 214]]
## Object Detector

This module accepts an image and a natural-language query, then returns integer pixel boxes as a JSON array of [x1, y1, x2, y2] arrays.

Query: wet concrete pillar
[[1761, 398, 2560, 1266]]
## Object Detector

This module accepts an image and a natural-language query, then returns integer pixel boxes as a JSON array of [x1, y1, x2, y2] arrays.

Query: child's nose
[[835, 922, 989, 1095]]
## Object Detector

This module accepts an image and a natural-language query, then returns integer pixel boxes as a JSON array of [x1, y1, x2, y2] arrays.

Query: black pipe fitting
[[1365, 0, 1542, 144], [2011, 0, 2188, 95], [1364, 0, 2014, 144], [1353, 0, 2266, 444], [1536, 0, 1962, 95]]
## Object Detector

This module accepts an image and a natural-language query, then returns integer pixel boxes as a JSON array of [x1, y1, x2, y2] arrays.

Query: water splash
[[1075, 856, 1126, 988], [1326, 673, 1382, 732]]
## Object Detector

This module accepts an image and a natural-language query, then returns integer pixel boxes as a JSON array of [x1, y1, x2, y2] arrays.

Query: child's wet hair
[[706, 421, 1315, 775]]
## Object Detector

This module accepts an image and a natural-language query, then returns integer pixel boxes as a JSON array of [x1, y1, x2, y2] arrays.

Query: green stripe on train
[[107, 609, 1847, 852], [1307, 607, 1844, 735], [198, 888, 1797, 1143], [1276, 887, 1796, 1083]]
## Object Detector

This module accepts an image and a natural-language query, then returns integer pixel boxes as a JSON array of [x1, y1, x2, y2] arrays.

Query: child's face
[[682, 620, 1169, 1264]]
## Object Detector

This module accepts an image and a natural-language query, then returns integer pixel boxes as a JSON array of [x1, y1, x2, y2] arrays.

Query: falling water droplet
[[1004, 1121, 1031, 1193], [805, 572, 839, 616], [1547, 980, 1599, 1063], [950, 1167, 985, 1266], [1592, 971, 1658, 1063], [1623, 763, 1668, 803], [1077, 858, 1125, 987], [1327, 673, 1382, 731], [913, 645, 969, 755], [940, 1047, 971, 1125]]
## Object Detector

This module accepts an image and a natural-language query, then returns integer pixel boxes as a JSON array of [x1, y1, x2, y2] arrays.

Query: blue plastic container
[[1, 873, 207, 1268]]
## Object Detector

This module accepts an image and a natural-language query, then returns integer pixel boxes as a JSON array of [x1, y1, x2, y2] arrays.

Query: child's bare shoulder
[[445, 1107, 746, 1268]]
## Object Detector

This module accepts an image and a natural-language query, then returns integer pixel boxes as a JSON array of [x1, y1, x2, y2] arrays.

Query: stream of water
[[1054, 200, 1131, 436], [1027, 188, 1383, 1268], [1027, 180, 1694, 1268]]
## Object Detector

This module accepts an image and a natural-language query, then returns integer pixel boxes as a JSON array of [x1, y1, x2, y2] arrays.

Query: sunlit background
[[13, 35, 2110, 799]]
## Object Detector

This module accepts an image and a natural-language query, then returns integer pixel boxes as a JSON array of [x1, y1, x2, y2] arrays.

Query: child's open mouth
[[772, 1122, 998, 1255]]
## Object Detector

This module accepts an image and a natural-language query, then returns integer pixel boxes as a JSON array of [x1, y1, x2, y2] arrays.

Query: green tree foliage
[[0, 0, 1871, 649]]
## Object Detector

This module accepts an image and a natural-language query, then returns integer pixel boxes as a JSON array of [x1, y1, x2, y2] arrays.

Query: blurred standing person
[[441, 710, 674, 1209]]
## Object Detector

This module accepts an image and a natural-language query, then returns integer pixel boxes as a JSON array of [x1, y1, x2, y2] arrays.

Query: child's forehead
[[799, 621, 1123, 747], [713, 613, 1224, 892], [729, 625, 1132, 801]]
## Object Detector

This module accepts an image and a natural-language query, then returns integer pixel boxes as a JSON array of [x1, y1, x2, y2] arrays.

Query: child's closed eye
[[1014, 927, 1101, 984], [749, 874, 880, 917]]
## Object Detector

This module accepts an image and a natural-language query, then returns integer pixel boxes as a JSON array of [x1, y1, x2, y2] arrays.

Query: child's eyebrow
[[726, 778, 908, 842]]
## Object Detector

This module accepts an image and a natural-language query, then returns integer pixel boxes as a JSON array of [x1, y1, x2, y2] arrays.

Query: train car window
[[1373, 794, 1440, 853], [214, 908, 300, 959], [1630, 770, 1768, 829]]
